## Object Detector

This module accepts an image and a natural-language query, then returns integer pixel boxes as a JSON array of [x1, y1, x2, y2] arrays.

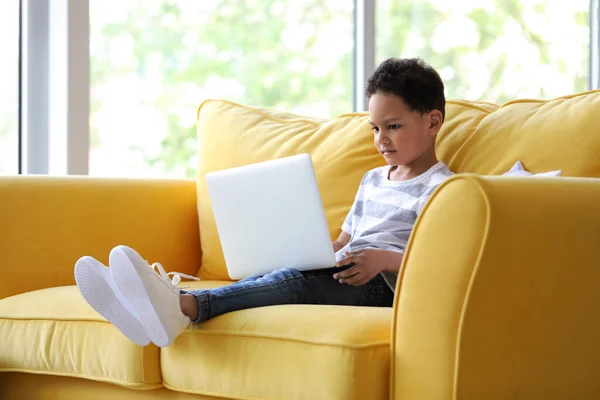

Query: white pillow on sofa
[[503, 161, 562, 177]]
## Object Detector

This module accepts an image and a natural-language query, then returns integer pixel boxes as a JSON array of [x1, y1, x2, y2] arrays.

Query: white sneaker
[[74, 256, 150, 346], [109, 245, 199, 347]]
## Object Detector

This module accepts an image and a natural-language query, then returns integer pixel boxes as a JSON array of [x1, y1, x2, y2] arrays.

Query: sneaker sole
[[74, 256, 150, 346], [109, 247, 171, 347]]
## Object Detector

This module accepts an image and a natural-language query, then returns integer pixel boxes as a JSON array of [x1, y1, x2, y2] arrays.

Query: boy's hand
[[333, 249, 403, 286]]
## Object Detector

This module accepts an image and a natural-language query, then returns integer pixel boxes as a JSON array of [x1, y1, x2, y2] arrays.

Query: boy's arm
[[332, 231, 351, 253]]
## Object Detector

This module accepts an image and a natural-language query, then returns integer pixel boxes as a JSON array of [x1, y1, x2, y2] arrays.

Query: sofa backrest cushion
[[195, 99, 488, 280], [448, 90, 600, 176]]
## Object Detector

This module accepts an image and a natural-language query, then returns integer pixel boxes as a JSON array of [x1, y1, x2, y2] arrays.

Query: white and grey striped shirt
[[335, 161, 454, 291]]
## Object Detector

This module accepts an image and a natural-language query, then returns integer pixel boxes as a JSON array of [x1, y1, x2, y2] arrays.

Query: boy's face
[[368, 92, 442, 167]]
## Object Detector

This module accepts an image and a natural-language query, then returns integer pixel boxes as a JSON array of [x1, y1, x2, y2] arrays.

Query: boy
[[74, 58, 454, 347]]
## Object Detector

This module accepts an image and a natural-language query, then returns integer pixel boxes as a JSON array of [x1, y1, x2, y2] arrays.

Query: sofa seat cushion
[[161, 304, 393, 400], [0, 285, 162, 388]]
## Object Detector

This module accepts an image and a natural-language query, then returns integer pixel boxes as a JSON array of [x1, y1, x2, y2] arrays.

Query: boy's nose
[[377, 135, 391, 145]]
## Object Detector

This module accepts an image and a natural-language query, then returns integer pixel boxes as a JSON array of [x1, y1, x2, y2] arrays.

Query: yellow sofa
[[2, 91, 600, 400]]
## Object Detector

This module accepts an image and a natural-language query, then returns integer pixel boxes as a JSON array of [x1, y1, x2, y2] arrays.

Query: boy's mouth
[[381, 149, 396, 156]]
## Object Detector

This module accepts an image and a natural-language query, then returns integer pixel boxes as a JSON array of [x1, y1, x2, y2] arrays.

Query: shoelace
[[150, 262, 199, 289]]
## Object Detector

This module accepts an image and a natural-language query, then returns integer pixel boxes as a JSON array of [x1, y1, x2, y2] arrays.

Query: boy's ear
[[427, 110, 443, 134]]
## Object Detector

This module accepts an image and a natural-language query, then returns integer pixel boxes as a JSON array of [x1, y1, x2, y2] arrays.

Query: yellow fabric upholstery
[[0, 285, 162, 388], [0, 177, 201, 300], [161, 305, 392, 400], [195, 99, 491, 280], [436, 100, 497, 171], [449, 90, 600, 176], [392, 175, 600, 399], [0, 281, 231, 390], [0, 372, 225, 400]]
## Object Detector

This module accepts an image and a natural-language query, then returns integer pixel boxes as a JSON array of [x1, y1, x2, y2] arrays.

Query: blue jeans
[[184, 268, 394, 323]]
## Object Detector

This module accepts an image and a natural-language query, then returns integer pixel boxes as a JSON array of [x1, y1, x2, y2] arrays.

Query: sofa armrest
[[391, 175, 600, 400], [0, 176, 201, 299]]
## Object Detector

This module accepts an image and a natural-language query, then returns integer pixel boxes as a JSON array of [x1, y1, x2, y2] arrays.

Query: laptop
[[205, 154, 336, 279]]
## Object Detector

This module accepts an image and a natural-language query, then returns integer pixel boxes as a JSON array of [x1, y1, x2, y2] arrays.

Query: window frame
[[19, 0, 600, 176]]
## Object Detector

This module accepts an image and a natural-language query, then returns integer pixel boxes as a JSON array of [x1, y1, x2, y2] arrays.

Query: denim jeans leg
[[184, 267, 394, 323], [301, 268, 394, 307], [184, 268, 318, 322]]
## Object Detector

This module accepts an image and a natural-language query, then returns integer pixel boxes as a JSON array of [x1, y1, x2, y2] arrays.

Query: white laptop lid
[[205, 154, 335, 279]]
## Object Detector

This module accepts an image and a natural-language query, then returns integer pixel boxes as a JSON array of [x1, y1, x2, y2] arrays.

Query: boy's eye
[[388, 124, 401, 130], [371, 127, 379, 133]]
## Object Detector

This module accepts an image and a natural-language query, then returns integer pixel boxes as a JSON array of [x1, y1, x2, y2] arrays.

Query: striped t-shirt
[[335, 161, 454, 291]]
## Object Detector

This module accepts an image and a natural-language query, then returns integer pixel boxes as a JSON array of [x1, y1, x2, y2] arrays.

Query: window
[[377, 0, 590, 104], [0, 0, 20, 175], [89, 0, 354, 178]]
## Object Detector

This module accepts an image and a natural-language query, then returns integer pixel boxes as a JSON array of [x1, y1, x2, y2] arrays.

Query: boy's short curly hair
[[366, 58, 445, 121]]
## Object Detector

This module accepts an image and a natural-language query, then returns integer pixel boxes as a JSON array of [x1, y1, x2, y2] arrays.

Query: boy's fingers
[[340, 273, 365, 286], [333, 264, 360, 279], [335, 255, 357, 268], [343, 271, 377, 286]]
